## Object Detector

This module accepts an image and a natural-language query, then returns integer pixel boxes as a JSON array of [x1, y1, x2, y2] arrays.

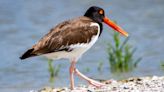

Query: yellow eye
[[99, 10, 104, 15]]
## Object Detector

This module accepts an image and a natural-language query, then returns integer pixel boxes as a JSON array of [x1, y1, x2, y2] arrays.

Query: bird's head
[[84, 6, 129, 37]]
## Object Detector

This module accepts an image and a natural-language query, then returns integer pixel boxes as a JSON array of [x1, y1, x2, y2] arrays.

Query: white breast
[[44, 22, 100, 61]]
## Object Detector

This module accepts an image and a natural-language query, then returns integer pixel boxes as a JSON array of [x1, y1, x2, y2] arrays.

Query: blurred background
[[0, 0, 164, 92]]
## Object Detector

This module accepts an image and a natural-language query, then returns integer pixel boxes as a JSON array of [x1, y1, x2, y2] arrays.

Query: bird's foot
[[74, 68, 105, 88], [87, 78, 105, 88]]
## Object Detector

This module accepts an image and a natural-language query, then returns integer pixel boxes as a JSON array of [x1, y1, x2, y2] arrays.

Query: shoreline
[[37, 76, 164, 92]]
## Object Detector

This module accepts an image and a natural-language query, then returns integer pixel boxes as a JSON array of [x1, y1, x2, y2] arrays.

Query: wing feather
[[30, 17, 98, 55]]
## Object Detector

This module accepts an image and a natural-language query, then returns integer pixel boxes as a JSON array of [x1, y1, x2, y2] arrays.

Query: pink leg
[[74, 68, 105, 87], [69, 60, 76, 90]]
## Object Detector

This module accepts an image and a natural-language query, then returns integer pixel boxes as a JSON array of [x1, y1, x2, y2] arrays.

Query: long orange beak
[[103, 17, 129, 37]]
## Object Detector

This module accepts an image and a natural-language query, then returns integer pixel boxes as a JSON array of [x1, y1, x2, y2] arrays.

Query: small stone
[[112, 87, 117, 91], [87, 89, 93, 92], [152, 76, 158, 80], [123, 86, 129, 89], [36, 76, 164, 92]]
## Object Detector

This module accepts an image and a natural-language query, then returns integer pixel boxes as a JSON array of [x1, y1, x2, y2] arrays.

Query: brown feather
[[29, 16, 99, 57]]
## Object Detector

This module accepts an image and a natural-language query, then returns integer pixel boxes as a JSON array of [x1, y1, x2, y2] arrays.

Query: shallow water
[[0, 0, 164, 92]]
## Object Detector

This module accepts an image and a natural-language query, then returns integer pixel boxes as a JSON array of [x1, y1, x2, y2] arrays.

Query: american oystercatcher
[[20, 6, 128, 89]]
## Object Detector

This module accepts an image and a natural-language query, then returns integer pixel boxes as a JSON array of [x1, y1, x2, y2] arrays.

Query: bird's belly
[[44, 47, 88, 60]]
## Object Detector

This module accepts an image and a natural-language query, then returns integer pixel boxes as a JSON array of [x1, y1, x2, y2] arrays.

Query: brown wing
[[20, 17, 98, 59]]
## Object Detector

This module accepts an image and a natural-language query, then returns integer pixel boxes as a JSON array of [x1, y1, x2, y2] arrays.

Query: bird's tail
[[20, 48, 36, 60]]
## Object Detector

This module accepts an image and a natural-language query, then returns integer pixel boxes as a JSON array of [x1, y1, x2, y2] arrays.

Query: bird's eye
[[99, 10, 104, 15]]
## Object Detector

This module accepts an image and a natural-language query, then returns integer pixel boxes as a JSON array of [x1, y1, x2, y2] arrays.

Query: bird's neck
[[98, 22, 103, 37], [84, 15, 103, 37]]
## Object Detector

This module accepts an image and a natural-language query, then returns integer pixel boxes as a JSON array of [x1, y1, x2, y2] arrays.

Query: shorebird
[[20, 6, 128, 90]]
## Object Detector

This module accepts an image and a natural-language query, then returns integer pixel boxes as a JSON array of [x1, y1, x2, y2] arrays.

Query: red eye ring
[[99, 10, 104, 14]]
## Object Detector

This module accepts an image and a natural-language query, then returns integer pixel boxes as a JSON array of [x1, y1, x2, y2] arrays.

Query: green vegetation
[[83, 67, 90, 73], [48, 59, 61, 83], [160, 60, 164, 70], [107, 32, 141, 73], [97, 61, 103, 72]]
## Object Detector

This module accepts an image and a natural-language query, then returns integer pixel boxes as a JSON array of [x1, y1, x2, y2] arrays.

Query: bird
[[20, 6, 128, 90]]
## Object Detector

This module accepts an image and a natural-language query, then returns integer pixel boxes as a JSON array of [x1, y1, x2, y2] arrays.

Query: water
[[0, 0, 164, 92]]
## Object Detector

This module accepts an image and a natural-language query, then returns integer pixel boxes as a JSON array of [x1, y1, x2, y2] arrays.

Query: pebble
[[35, 76, 164, 92]]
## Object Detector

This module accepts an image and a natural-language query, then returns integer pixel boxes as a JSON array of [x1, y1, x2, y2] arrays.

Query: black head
[[84, 6, 129, 37], [84, 6, 105, 23]]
